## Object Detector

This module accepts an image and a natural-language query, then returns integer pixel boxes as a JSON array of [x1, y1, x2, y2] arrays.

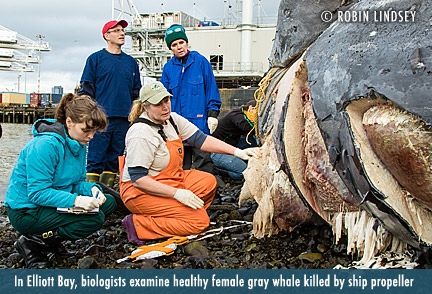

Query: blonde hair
[[55, 93, 107, 131], [128, 100, 151, 123]]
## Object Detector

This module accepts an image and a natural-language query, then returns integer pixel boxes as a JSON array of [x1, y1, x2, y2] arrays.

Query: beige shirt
[[122, 112, 198, 182]]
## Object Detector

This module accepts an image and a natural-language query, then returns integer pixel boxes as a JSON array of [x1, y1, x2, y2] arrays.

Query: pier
[[0, 105, 55, 124]]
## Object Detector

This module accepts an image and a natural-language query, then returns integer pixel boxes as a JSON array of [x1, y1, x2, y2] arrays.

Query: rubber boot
[[99, 171, 116, 188], [122, 214, 146, 245], [86, 173, 100, 183], [15, 229, 73, 268], [15, 235, 50, 269], [40, 229, 73, 256]]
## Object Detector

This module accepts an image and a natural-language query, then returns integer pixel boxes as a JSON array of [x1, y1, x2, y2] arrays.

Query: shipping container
[[1, 92, 27, 104], [30, 93, 41, 107], [51, 93, 62, 104], [0, 93, 2, 103], [26, 94, 30, 104], [40, 93, 50, 107], [138, 11, 199, 29]]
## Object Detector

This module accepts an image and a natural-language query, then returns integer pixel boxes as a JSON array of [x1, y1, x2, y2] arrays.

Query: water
[[0, 124, 33, 202]]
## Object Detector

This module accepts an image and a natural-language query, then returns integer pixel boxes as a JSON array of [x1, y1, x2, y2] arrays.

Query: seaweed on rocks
[[0, 176, 429, 269]]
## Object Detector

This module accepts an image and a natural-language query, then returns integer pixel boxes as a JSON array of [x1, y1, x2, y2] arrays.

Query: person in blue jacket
[[4, 94, 116, 268], [78, 20, 142, 187], [161, 24, 221, 174]]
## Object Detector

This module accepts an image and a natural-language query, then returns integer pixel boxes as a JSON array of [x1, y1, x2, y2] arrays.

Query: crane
[[0, 25, 51, 72]]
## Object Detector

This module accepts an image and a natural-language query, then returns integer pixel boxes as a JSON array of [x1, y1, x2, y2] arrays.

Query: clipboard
[[56, 207, 99, 214]]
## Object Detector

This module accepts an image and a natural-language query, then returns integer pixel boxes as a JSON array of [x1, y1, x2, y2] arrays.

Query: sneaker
[[122, 214, 146, 246]]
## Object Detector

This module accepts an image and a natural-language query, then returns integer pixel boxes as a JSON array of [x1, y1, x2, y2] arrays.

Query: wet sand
[[0, 123, 33, 201]]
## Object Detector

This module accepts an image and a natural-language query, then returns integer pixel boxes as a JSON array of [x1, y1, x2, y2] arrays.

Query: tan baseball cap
[[139, 81, 172, 104]]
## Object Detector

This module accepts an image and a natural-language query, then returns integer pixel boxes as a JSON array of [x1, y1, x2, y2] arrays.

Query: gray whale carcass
[[241, 0, 432, 262]]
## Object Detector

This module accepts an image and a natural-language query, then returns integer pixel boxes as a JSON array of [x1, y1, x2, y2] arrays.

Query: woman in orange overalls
[[119, 81, 260, 244]]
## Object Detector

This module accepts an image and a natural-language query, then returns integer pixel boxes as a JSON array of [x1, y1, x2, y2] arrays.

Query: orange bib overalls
[[119, 135, 216, 240]]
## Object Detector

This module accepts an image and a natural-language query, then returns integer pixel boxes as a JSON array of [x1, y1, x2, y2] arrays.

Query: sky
[[0, 0, 279, 94]]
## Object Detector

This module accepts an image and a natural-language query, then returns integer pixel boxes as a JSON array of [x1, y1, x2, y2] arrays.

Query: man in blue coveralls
[[79, 20, 142, 187], [161, 24, 221, 174]]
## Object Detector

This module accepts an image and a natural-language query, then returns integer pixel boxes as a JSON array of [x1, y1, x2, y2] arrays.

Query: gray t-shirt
[[122, 112, 198, 182]]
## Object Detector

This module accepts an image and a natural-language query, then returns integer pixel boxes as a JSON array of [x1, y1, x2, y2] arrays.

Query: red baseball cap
[[102, 20, 128, 36]]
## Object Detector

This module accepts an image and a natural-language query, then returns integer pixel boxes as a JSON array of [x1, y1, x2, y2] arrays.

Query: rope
[[250, 66, 290, 143]]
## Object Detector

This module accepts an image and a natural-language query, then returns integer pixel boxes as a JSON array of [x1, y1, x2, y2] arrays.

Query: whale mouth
[[344, 96, 432, 246], [242, 0, 432, 265], [243, 55, 432, 262], [283, 59, 432, 248]]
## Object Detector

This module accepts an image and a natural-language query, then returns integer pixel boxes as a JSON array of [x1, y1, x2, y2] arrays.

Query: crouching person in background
[[119, 81, 260, 245], [211, 100, 259, 180], [4, 94, 116, 268]]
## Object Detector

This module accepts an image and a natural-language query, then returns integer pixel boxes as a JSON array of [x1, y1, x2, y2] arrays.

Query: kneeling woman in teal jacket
[[4, 93, 116, 268]]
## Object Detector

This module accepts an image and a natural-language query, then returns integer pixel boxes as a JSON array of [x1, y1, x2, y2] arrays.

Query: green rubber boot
[[99, 171, 117, 188], [86, 173, 100, 183]]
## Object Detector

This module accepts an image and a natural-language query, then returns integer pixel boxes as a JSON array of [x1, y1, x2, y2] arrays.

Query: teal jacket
[[5, 119, 97, 209]]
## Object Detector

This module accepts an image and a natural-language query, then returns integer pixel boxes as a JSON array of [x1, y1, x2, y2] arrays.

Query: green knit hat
[[165, 25, 188, 48]]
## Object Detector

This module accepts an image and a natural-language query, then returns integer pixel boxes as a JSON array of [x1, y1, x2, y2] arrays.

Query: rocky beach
[[1, 177, 430, 270]]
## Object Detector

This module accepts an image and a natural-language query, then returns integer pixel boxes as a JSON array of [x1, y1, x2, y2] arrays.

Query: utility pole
[[17, 73, 21, 92], [36, 34, 45, 93]]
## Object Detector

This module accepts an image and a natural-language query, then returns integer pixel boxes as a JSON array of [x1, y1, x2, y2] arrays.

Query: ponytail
[[55, 93, 107, 131], [128, 100, 146, 123]]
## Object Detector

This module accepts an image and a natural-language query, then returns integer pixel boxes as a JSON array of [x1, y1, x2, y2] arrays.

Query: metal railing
[[212, 62, 263, 73]]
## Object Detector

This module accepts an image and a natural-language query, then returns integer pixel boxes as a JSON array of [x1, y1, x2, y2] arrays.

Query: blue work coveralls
[[160, 50, 221, 134]]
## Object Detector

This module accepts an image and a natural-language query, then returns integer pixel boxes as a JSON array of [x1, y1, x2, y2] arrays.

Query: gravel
[[1, 177, 430, 269]]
